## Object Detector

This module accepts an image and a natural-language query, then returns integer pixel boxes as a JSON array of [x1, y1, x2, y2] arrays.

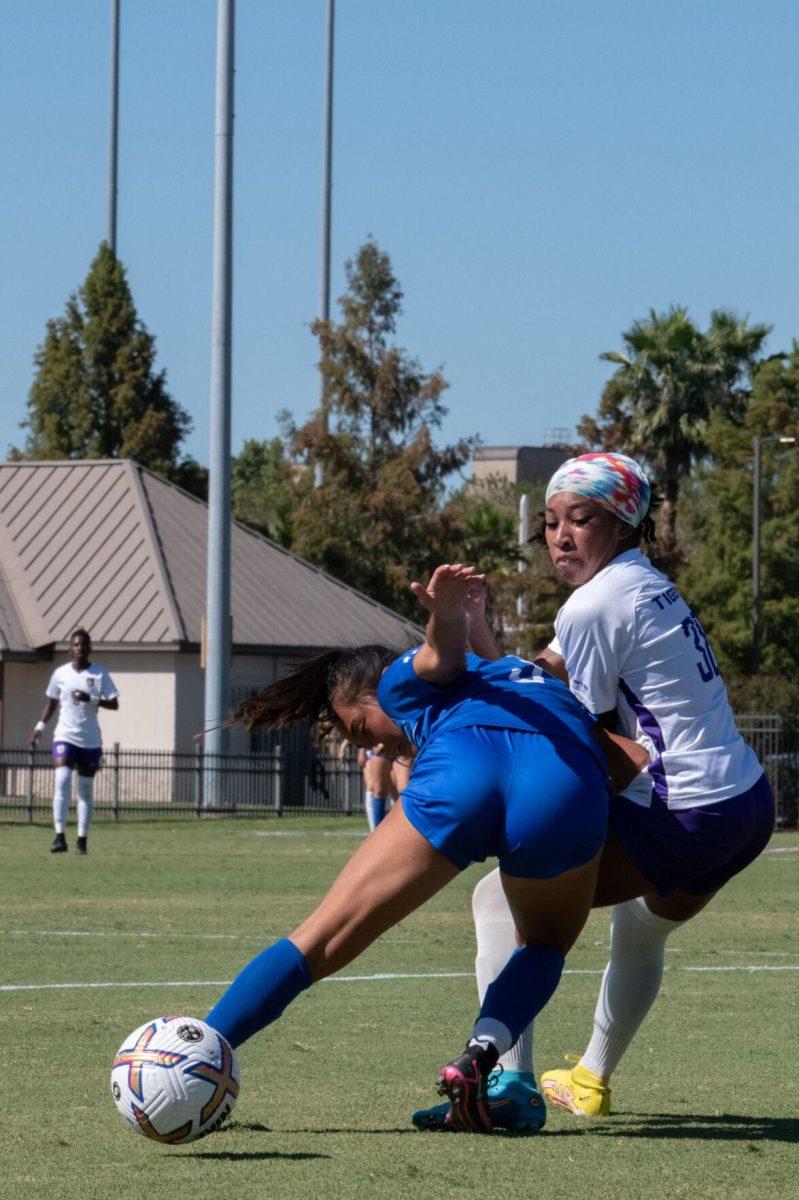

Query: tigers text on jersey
[[45, 662, 118, 748], [377, 648, 604, 772], [550, 549, 761, 809]]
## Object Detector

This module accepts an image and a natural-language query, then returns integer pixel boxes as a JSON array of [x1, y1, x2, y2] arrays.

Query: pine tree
[[284, 239, 472, 617], [16, 243, 201, 485]]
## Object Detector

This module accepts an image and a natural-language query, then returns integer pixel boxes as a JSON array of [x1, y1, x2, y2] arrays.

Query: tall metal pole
[[314, 0, 335, 489], [107, 0, 120, 253], [203, 0, 236, 802]]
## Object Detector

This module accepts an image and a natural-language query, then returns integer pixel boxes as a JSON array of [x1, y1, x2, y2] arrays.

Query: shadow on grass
[[548, 1112, 799, 1144], [279, 1127, 419, 1136], [180, 1150, 331, 1161]]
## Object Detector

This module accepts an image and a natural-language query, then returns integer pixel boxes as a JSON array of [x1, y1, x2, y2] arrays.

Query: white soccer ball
[[111, 1016, 240, 1144]]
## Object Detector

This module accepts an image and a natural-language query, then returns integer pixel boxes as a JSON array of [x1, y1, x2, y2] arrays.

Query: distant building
[[0, 459, 420, 752], [472, 444, 571, 487]]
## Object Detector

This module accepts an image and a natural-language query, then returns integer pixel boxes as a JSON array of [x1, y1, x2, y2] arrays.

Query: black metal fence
[[736, 714, 798, 828], [0, 714, 796, 826], [0, 741, 364, 821]]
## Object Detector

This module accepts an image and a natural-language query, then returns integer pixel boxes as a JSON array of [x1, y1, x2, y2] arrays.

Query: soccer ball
[[111, 1016, 240, 1144]]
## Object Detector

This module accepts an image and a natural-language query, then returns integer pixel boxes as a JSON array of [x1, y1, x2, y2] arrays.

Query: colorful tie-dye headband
[[545, 452, 651, 527]]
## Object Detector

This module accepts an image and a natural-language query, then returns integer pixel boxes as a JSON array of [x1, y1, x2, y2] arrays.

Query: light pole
[[752, 434, 796, 673], [107, 0, 120, 253], [314, 0, 335, 489], [204, 0, 236, 804]]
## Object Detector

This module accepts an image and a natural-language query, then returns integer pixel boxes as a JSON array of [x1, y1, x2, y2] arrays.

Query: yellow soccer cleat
[[540, 1056, 611, 1117]]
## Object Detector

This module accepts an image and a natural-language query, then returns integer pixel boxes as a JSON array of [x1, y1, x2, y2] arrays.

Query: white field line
[[3, 964, 799, 994], [0, 929, 240, 940], [249, 830, 367, 838], [246, 837, 794, 848], [247, 837, 796, 849], [1, 926, 796, 964], [2, 929, 797, 960]]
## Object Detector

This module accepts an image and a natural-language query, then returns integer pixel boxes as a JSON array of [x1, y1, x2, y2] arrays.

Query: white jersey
[[550, 549, 761, 810], [46, 662, 118, 749]]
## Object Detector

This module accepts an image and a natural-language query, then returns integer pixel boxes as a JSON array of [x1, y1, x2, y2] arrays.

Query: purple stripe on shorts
[[618, 678, 668, 805], [609, 771, 774, 896]]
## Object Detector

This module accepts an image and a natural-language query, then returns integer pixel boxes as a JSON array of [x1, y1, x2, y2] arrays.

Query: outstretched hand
[[410, 564, 486, 619]]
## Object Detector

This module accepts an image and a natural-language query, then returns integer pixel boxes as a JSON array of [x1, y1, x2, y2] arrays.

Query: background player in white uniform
[[30, 629, 119, 855], [413, 452, 773, 1131]]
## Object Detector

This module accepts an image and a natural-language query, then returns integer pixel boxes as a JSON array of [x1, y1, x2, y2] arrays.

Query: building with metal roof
[[0, 459, 420, 750]]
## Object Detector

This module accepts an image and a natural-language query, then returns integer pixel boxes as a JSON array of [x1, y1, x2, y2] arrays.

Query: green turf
[[1, 817, 797, 1200]]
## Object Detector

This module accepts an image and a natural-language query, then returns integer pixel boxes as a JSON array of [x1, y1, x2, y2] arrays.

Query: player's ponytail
[[227, 644, 402, 735]]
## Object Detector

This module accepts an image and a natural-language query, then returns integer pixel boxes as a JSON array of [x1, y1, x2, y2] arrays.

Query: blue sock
[[206, 938, 312, 1048], [473, 944, 564, 1052], [365, 793, 386, 831]]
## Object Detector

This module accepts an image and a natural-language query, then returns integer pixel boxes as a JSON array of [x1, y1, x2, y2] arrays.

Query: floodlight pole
[[314, 0, 335, 488], [752, 434, 796, 673], [203, 0, 236, 803], [107, 0, 120, 253]]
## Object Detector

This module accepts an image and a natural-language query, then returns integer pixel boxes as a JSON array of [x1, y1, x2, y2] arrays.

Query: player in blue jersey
[[201, 564, 647, 1133], [359, 746, 395, 830], [413, 453, 775, 1132]]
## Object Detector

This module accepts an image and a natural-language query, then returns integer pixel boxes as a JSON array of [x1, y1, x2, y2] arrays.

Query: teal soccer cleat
[[412, 1069, 547, 1133]]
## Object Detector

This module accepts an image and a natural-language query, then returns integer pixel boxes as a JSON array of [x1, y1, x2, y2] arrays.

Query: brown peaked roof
[[0, 460, 421, 654]]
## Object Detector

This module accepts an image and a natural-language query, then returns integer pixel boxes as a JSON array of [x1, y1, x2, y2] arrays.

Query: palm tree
[[597, 307, 770, 566]]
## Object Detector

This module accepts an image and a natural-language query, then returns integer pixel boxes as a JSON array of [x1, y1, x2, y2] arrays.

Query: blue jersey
[[377, 648, 603, 769]]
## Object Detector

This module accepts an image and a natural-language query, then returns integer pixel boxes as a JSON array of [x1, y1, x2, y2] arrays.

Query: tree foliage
[[15, 243, 203, 490], [231, 437, 295, 546], [284, 239, 472, 617], [677, 344, 799, 677], [578, 307, 771, 569], [443, 477, 569, 656]]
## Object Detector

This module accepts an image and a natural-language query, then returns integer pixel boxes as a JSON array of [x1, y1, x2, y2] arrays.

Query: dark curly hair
[[226, 644, 402, 736]]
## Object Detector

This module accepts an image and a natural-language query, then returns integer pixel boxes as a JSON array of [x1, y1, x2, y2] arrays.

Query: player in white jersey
[[30, 629, 119, 855], [412, 452, 773, 1132]]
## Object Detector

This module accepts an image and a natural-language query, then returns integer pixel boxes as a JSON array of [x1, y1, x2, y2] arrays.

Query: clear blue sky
[[3, 0, 799, 470]]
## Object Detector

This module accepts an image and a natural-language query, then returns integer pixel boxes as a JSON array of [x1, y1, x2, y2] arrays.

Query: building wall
[[472, 445, 570, 487], [5, 660, 55, 748], [173, 651, 285, 753]]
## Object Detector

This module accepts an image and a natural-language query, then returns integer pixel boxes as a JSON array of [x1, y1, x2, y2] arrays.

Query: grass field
[[1, 816, 797, 1200]]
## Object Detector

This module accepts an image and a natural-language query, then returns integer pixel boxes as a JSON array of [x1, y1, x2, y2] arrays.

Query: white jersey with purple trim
[[46, 662, 118, 749], [549, 549, 761, 810]]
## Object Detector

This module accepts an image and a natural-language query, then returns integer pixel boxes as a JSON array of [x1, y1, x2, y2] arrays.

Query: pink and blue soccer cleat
[[413, 1069, 547, 1134], [434, 1046, 497, 1134]]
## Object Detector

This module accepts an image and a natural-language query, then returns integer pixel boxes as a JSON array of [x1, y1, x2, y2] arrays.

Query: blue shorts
[[401, 726, 609, 878], [610, 772, 775, 897], [51, 742, 102, 773]]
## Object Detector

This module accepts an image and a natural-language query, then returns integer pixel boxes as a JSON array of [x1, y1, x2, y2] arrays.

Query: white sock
[[364, 791, 386, 832], [76, 775, 94, 838], [52, 766, 72, 832], [472, 869, 534, 1075], [469, 1020, 513, 1056], [581, 897, 686, 1079]]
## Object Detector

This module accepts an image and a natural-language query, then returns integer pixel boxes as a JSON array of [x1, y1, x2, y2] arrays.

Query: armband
[[34, 720, 46, 733]]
